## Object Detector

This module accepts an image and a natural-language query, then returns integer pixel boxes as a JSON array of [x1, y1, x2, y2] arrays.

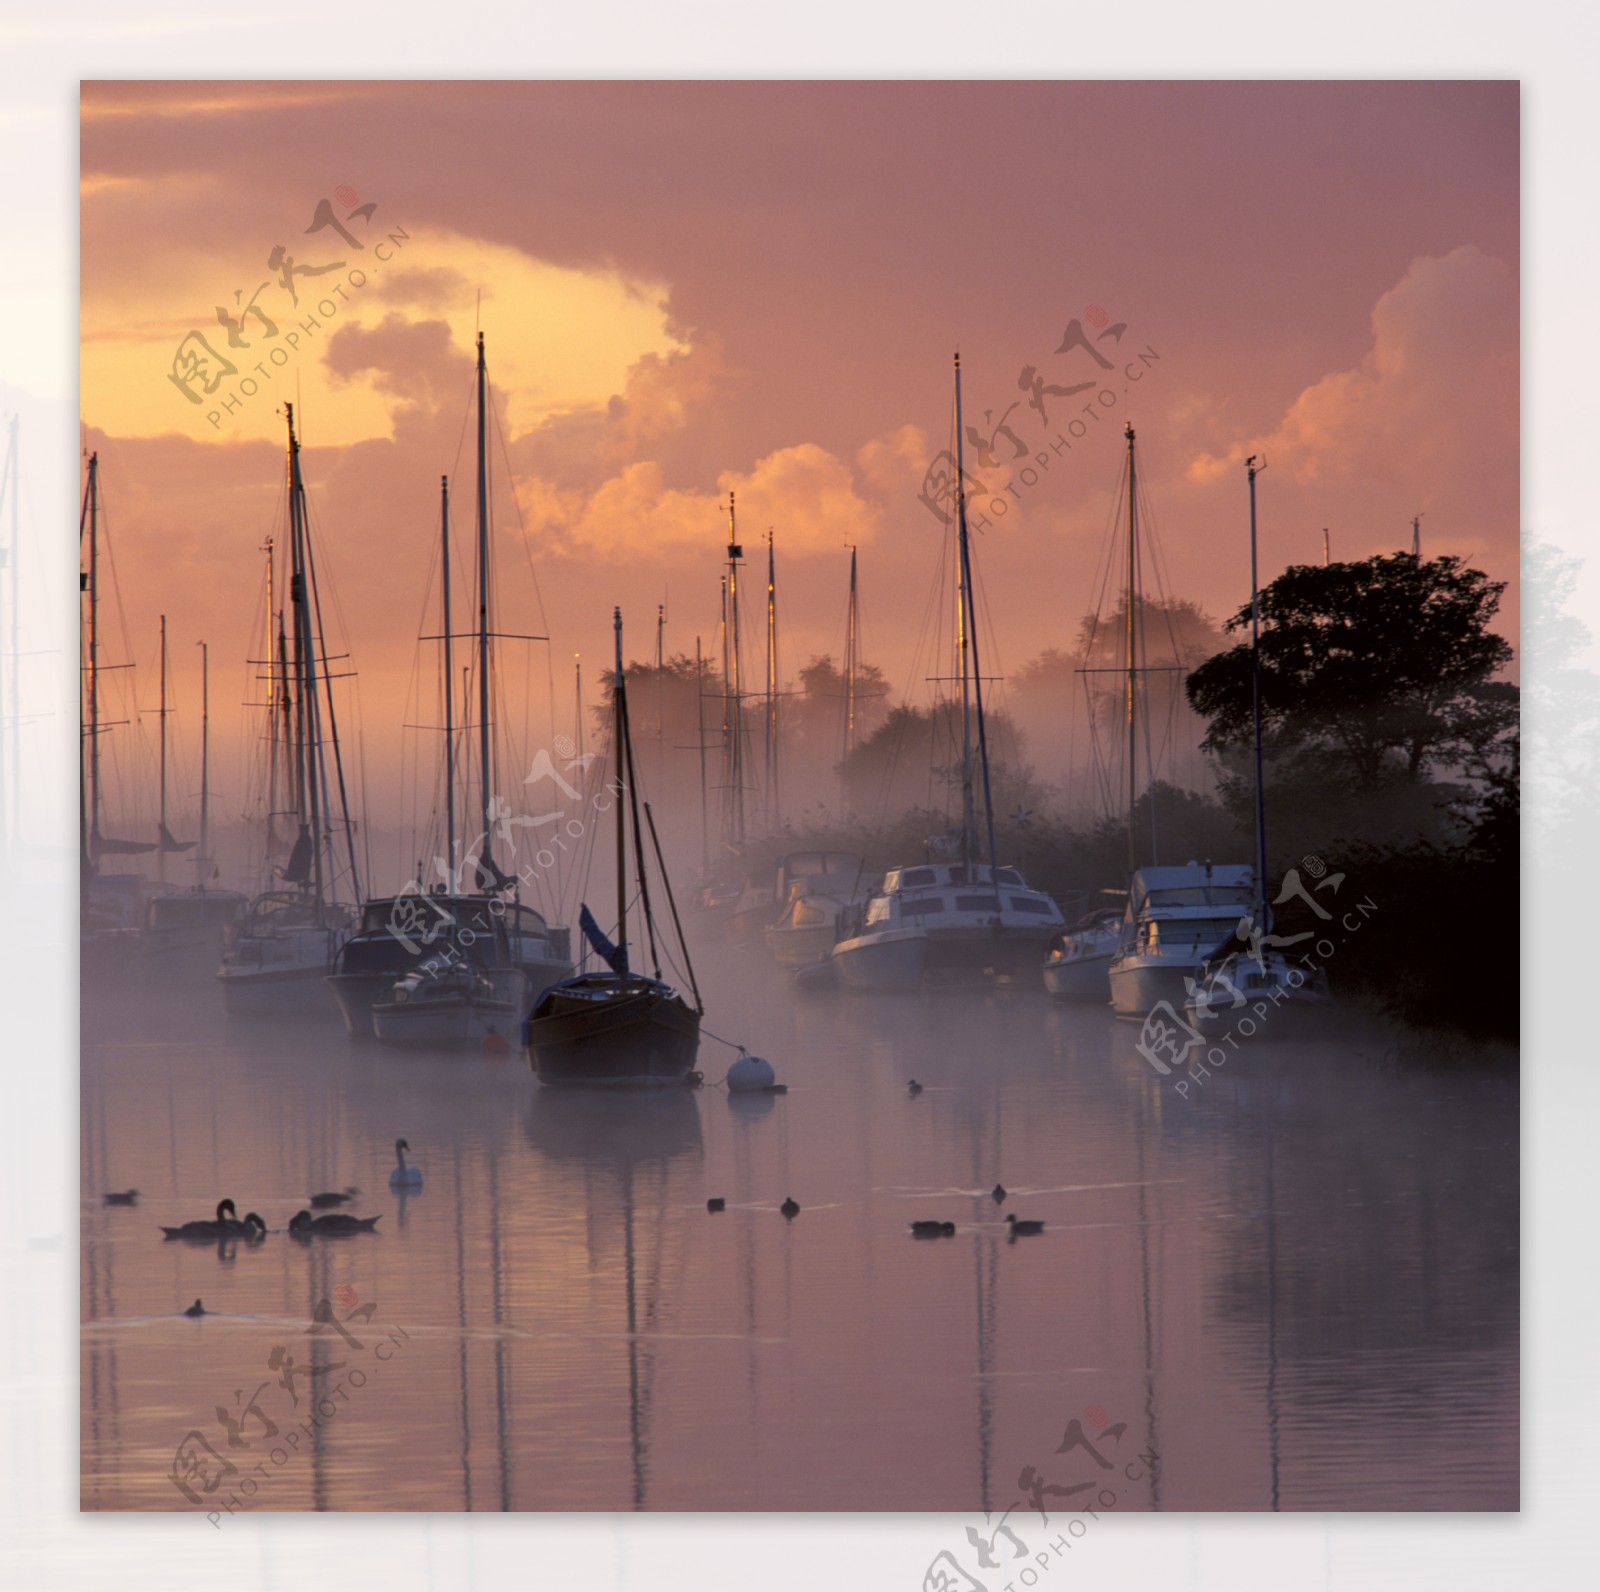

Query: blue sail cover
[[578, 903, 628, 977]]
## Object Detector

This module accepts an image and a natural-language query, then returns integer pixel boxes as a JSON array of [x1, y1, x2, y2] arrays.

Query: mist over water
[[81, 940, 1517, 1513]]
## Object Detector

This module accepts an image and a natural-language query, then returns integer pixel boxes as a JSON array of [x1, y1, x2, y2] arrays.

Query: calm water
[[80, 943, 1518, 1514]]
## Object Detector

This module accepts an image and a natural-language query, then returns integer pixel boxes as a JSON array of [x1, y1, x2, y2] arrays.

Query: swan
[[183, 1299, 206, 1317], [103, 1190, 138, 1206], [231, 1211, 268, 1240], [1005, 1214, 1045, 1237], [289, 1209, 381, 1236], [780, 1197, 800, 1219], [388, 1138, 423, 1190], [910, 1220, 956, 1237], [309, 1187, 359, 1209], [160, 1199, 240, 1240]]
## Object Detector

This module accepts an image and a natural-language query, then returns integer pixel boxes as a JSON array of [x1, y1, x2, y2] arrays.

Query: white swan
[[389, 1137, 423, 1189]]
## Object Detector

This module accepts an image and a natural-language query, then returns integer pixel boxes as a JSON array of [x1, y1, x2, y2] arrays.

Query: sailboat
[[523, 607, 703, 1085], [217, 408, 359, 1016], [1043, 423, 1169, 1004], [333, 333, 571, 1043], [1185, 455, 1332, 1036], [1088, 423, 1255, 1021], [80, 453, 163, 975], [831, 354, 1065, 991]]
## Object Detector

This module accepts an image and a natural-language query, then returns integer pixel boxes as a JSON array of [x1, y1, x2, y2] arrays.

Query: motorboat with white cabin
[[1107, 862, 1256, 1020], [832, 861, 1064, 991]]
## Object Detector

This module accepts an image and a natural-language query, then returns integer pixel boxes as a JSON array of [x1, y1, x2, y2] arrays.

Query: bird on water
[[780, 1197, 800, 1219], [389, 1139, 423, 1189]]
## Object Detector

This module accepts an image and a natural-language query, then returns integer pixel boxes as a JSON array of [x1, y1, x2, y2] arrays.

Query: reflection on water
[[81, 955, 1517, 1511]]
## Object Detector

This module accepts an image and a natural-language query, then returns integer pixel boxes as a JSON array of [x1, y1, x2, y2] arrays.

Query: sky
[[78, 79, 1519, 878]]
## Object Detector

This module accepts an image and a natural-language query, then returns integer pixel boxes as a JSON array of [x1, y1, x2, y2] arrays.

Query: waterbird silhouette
[[289, 1209, 381, 1236], [389, 1138, 423, 1189], [780, 1197, 800, 1219]]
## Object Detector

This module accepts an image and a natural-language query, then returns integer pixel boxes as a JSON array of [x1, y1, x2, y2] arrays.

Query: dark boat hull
[[523, 977, 701, 1086]]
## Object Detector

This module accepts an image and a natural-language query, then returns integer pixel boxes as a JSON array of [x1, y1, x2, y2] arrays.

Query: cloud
[[855, 424, 929, 498], [1187, 245, 1516, 488], [538, 441, 881, 561]]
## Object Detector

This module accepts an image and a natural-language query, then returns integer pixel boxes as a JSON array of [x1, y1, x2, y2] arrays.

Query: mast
[[765, 528, 778, 829], [196, 639, 208, 884], [842, 545, 858, 767], [656, 600, 665, 788], [1322, 527, 1329, 568], [1247, 455, 1269, 932], [286, 403, 325, 906], [695, 634, 709, 876], [475, 332, 495, 890], [157, 612, 168, 884], [574, 653, 584, 761], [1411, 514, 1422, 558], [262, 536, 278, 865], [725, 495, 745, 852], [441, 474, 456, 872], [1124, 423, 1138, 876], [952, 354, 1000, 881], [613, 606, 628, 977], [84, 453, 101, 867]]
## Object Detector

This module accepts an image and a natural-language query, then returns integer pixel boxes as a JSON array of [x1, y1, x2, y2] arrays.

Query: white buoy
[[727, 1053, 776, 1092]]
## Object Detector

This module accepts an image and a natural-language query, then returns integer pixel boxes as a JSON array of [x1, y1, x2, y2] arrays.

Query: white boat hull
[[1108, 957, 1196, 1021], [831, 928, 926, 991], [1042, 948, 1114, 1001], [371, 969, 528, 1048]]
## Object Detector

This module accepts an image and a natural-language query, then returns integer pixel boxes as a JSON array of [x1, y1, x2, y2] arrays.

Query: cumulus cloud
[[530, 440, 882, 560], [1187, 245, 1516, 487]]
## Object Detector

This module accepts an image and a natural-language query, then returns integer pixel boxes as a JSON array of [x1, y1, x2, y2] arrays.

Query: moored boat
[[524, 608, 702, 1086]]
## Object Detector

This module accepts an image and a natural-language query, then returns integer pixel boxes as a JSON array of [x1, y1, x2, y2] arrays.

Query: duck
[[706, 1197, 726, 1213], [288, 1209, 381, 1237], [1005, 1214, 1045, 1237], [991, 1184, 1007, 1204], [183, 1299, 206, 1317], [103, 1190, 139, 1206], [909, 1220, 957, 1238], [780, 1197, 800, 1219], [309, 1187, 359, 1209], [160, 1199, 242, 1240], [388, 1138, 423, 1190], [907, 1079, 923, 1096]]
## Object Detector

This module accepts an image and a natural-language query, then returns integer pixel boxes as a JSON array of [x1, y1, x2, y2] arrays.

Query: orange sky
[[79, 80, 1519, 880]]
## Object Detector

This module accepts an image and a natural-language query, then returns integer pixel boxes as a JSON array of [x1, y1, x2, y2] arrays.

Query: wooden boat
[[524, 608, 702, 1086]]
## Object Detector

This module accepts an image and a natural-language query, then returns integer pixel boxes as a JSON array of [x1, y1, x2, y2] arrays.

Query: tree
[[1185, 552, 1516, 787]]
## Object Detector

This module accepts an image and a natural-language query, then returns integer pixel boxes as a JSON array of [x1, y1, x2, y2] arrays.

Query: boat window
[[900, 868, 938, 889], [900, 897, 947, 918], [865, 896, 893, 926], [955, 894, 1002, 913], [1008, 895, 1057, 915]]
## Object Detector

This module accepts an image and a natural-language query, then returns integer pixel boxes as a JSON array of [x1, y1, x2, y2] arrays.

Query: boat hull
[[831, 928, 926, 991], [524, 979, 701, 1085], [764, 921, 839, 969], [1042, 948, 1114, 1001], [218, 964, 342, 1018], [1108, 957, 1197, 1021]]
